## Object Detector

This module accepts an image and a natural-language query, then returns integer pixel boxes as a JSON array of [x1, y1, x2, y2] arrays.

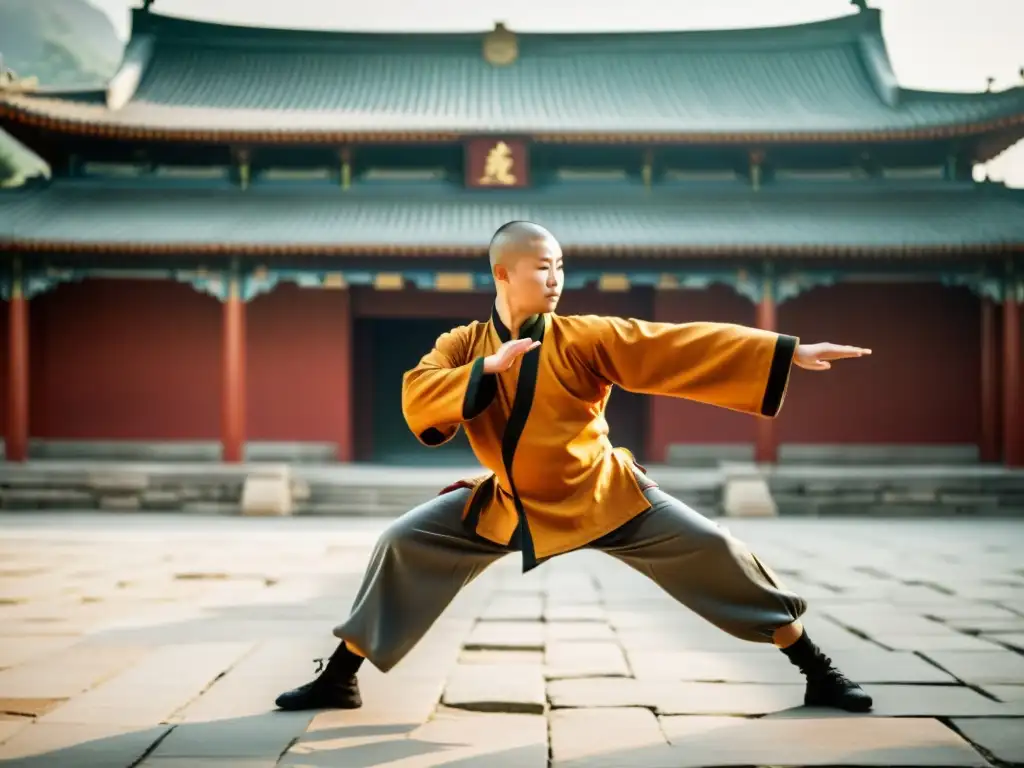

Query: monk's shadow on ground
[[0, 715, 546, 767]]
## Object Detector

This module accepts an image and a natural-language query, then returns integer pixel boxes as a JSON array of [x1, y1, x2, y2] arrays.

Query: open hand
[[794, 342, 871, 371], [483, 338, 541, 373]]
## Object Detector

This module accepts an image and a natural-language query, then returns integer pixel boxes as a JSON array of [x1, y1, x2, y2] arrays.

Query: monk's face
[[505, 237, 564, 315]]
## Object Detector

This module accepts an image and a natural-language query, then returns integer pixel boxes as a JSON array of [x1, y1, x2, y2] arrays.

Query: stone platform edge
[[0, 461, 1022, 517]]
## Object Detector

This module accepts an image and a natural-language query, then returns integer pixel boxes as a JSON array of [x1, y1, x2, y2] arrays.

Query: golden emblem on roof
[[483, 22, 518, 67], [478, 141, 517, 185]]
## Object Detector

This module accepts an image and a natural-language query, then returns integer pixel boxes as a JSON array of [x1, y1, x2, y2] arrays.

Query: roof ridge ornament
[[484, 21, 518, 67]]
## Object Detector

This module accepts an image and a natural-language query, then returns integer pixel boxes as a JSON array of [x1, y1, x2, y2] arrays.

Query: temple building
[[0, 5, 1022, 467]]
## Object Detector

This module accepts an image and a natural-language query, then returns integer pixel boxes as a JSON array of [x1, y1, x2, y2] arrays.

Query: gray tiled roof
[[2, 9, 1022, 139], [2, 179, 1022, 254]]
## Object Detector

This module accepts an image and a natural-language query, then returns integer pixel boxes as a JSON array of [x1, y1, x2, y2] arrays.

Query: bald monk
[[276, 220, 874, 713]]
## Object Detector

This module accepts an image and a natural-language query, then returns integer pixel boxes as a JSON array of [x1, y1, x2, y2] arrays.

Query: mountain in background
[[0, 0, 123, 88]]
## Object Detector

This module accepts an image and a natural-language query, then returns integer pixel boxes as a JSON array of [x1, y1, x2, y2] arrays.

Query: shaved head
[[488, 221, 556, 270], [487, 220, 565, 316]]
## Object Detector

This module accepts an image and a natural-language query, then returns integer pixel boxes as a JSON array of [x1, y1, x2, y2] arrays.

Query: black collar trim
[[491, 305, 545, 344]]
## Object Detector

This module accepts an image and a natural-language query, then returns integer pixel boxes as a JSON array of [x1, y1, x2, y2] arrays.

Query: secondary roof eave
[[2, 97, 1023, 154]]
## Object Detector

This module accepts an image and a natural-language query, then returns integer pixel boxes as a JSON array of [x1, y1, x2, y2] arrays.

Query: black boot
[[275, 641, 364, 711], [780, 631, 873, 712]]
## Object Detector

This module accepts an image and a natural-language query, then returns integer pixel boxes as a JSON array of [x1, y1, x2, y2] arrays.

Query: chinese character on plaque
[[466, 139, 529, 188]]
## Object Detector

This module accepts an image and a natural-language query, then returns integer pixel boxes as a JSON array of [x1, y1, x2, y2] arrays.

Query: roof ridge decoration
[[854, 9, 899, 108], [106, 34, 155, 111], [483, 22, 518, 67]]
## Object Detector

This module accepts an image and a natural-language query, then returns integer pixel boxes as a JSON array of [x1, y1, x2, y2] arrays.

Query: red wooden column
[[221, 270, 246, 463], [6, 262, 29, 463], [337, 285, 354, 462], [980, 297, 1000, 462], [1004, 282, 1022, 467], [754, 279, 778, 464]]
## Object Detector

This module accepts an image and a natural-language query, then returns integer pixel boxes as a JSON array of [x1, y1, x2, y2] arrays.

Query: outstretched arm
[[575, 316, 797, 416], [401, 328, 498, 446]]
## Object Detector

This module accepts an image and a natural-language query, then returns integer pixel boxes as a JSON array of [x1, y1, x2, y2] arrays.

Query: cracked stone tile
[[442, 662, 545, 714], [478, 596, 544, 622], [0, 722, 172, 766], [545, 622, 616, 642], [459, 650, 544, 666], [947, 618, 1024, 633], [921, 650, 1024, 684], [544, 604, 606, 622], [550, 707, 666, 765], [39, 642, 253, 726], [951, 717, 1024, 765], [871, 633, 1005, 652], [981, 685, 1024, 703], [985, 633, 1024, 651], [0, 636, 79, 670], [545, 641, 629, 679], [464, 622, 544, 651], [146, 712, 317, 760], [0, 644, 151, 699], [766, 685, 1024, 717], [281, 707, 547, 768]]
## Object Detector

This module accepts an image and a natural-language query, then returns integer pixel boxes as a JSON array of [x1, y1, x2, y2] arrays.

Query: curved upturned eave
[[2, 101, 1023, 153]]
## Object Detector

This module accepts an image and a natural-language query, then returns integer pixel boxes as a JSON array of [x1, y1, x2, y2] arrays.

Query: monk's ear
[[493, 264, 509, 283]]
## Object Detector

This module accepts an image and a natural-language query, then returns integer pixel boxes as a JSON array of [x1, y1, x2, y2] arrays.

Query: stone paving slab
[[658, 715, 990, 767], [545, 621, 617, 643], [951, 717, 1024, 765], [148, 712, 317, 760], [141, 759, 279, 768], [550, 707, 666, 765], [0, 719, 30, 745], [0, 722, 171, 766], [0, 644, 151, 699], [874, 633, 1006, 651], [0, 636, 79, 670], [463, 621, 545, 651], [982, 684, 1024, 703], [544, 604, 606, 622], [922, 650, 1024, 684], [478, 595, 544, 622], [627, 648, 958, 684], [545, 641, 629, 679], [441, 662, 546, 714], [281, 707, 547, 768], [1, 513, 1023, 767], [39, 642, 253, 726]]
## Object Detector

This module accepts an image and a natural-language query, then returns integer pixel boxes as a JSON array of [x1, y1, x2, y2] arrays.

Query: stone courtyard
[[0, 512, 1022, 767]]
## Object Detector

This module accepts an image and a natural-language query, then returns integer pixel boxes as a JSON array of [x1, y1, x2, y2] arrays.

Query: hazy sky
[[88, 0, 1023, 186]]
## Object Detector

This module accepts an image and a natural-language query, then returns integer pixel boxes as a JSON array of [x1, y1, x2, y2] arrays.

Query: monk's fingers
[[819, 345, 871, 359]]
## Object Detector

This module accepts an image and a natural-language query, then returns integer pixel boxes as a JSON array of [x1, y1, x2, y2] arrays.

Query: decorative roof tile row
[[2, 180, 1021, 255]]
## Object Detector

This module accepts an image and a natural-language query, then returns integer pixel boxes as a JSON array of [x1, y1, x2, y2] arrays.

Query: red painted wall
[[247, 284, 352, 458], [650, 286, 757, 459], [777, 282, 980, 444], [0, 301, 7, 438], [26, 280, 355, 452], [29, 279, 221, 439]]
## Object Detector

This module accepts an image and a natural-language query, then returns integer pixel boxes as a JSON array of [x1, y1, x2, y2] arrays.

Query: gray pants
[[333, 484, 807, 673]]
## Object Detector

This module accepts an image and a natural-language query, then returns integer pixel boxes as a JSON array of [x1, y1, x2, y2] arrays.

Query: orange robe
[[402, 306, 798, 571]]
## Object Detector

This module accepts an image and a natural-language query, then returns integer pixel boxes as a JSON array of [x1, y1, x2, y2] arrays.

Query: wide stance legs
[[276, 485, 871, 712]]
